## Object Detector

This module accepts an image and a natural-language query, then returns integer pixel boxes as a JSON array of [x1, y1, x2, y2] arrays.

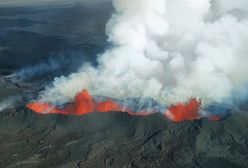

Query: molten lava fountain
[[27, 89, 220, 122]]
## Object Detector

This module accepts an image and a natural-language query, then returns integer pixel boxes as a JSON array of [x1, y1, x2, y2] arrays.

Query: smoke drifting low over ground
[[39, 0, 248, 116]]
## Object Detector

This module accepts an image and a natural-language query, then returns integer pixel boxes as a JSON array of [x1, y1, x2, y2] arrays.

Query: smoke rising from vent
[[0, 96, 21, 112], [39, 0, 248, 108], [13, 58, 62, 82], [12, 54, 88, 82]]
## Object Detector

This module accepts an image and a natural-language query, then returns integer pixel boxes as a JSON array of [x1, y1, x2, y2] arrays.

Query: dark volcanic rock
[[0, 106, 247, 168], [0, 74, 247, 167]]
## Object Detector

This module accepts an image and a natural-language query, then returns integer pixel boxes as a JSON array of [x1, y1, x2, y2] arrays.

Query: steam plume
[[39, 0, 248, 109], [12, 55, 84, 82], [0, 96, 21, 112], [13, 58, 62, 82]]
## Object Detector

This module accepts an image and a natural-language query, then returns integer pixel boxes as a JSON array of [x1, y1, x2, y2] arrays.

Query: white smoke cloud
[[11, 55, 83, 82], [39, 0, 248, 107], [0, 96, 21, 112], [13, 58, 62, 82]]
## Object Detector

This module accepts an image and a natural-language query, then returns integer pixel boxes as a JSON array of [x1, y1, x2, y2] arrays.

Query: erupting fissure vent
[[26, 89, 220, 122], [165, 98, 202, 122]]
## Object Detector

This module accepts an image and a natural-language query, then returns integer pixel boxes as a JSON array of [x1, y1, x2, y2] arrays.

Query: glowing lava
[[96, 100, 124, 112], [26, 102, 64, 114], [27, 89, 130, 115], [69, 89, 95, 115], [26, 89, 220, 122], [164, 98, 202, 122]]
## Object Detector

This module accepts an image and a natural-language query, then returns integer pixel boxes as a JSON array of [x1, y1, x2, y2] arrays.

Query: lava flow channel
[[26, 89, 219, 122]]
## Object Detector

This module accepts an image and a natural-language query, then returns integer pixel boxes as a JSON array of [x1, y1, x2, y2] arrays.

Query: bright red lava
[[165, 98, 202, 122], [26, 89, 220, 122]]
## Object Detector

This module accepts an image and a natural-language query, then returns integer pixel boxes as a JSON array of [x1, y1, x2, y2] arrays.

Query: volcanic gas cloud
[[27, 0, 248, 121]]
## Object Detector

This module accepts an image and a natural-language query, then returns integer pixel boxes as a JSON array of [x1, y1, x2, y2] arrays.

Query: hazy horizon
[[0, 0, 110, 7]]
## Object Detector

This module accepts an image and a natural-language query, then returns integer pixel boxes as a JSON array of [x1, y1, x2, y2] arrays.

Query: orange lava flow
[[165, 98, 202, 122], [27, 89, 134, 115], [26, 102, 65, 114], [209, 115, 222, 121], [26, 89, 218, 122], [96, 100, 124, 112]]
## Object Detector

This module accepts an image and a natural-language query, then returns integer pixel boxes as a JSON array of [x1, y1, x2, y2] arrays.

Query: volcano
[[1, 1, 248, 168]]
